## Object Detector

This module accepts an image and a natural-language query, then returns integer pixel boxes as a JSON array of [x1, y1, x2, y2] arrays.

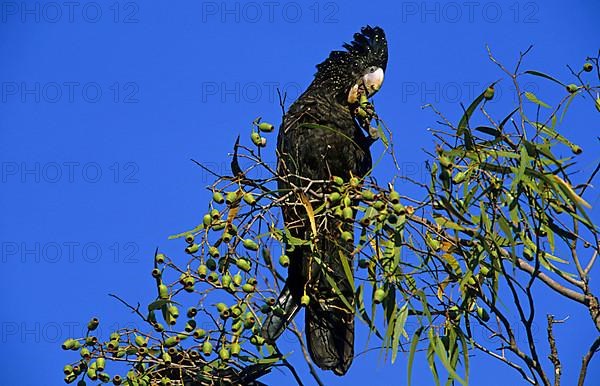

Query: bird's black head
[[313, 25, 388, 103]]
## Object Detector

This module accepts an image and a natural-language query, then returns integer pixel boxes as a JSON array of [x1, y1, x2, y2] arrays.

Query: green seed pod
[[349, 176, 360, 187], [212, 221, 226, 231], [359, 216, 371, 227], [566, 83, 578, 93], [342, 196, 352, 208], [161, 377, 172, 386], [215, 302, 227, 313], [332, 176, 344, 186], [80, 347, 91, 359], [230, 342, 241, 356], [64, 374, 77, 384], [300, 295, 310, 306], [244, 313, 256, 329], [242, 283, 255, 293], [279, 254, 290, 267], [154, 323, 165, 333], [233, 272, 243, 286], [251, 131, 265, 147], [220, 308, 231, 320], [236, 258, 251, 272], [202, 340, 213, 356], [185, 319, 197, 332], [168, 305, 179, 319], [185, 243, 199, 254], [135, 335, 148, 347], [225, 192, 238, 205], [162, 351, 172, 365], [328, 192, 341, 203], [98, 373, 110, 383], [86, 367, 98, 380], [96, 357, 106, 371], [87, 317, 99, 331], [112, 375, 122, 385], [107, 340, 120, 351], [151, 268, 161, 279], [210, 208, 221, 220], [187, 307, 197, 318], [159, 284, 169, 299], [230, 305, 243, 318], [389, 190, 400, 204], [476, 306, 490, 322], [64, 365, 74, 375], [85, 336, 97, 346], [373, 288, 386, 304], [334, 207, 343, 218], [203, 214, 212, 227], [155, 253, 166, 264], [212, 191, 225, 204], [206, 258, 217, 271], [342, 207, 354, 221], [358, 258, 369, 269], [207, 246, 220, 258], [242, 239, 259, 251], [243, 192, 257, 205], [231, 320, 244, 335], [483, 85, 495, 100], [62, 338, 78, 350], [109, 332, 120, 341], [373, 200, 385, 210], [197, 264, 207, 279], [221, 274, 232, 287], [221, 232, 232, 243], [219, 347, 231, 361], [250, 335, 265, 346], [361, 189, 375, 201], [164, 335, 180, 347], [193, 328, 206, 339], [571, 145, 582, 155], [258, 122, 274, 132], [583, 62, 593, 72], [184, 234, 195, 244], [266, 297, 277, 306], [341, 231, 353, 242], [392, 203, 406, 216], [228, 223, 238, 235]]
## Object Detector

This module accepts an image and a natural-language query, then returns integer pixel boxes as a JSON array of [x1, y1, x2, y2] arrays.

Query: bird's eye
[[369, 66, 377, 73]]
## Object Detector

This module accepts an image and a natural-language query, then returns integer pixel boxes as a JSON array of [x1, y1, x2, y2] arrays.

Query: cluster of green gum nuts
[[62, 317, 132, 385], [250, 118, 275, 148], [327, 175, 408, 235], [326, 175, 412, 303]]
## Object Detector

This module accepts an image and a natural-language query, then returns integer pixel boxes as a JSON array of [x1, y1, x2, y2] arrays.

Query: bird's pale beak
[[362, 67, 384, 97]]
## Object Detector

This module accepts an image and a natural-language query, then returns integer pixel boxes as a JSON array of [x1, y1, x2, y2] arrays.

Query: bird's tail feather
[[261, 284, 300, 342], [305, 292, 355, 375]]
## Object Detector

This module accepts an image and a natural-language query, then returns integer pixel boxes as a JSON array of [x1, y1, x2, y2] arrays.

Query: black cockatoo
[[261, 26, 388, 375]]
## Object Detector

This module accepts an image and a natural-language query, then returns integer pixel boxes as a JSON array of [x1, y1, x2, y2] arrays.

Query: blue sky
[[1, 1, 599, 385]]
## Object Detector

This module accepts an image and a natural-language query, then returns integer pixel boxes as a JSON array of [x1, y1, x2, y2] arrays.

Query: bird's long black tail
[[261, 216, 355, 375]]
